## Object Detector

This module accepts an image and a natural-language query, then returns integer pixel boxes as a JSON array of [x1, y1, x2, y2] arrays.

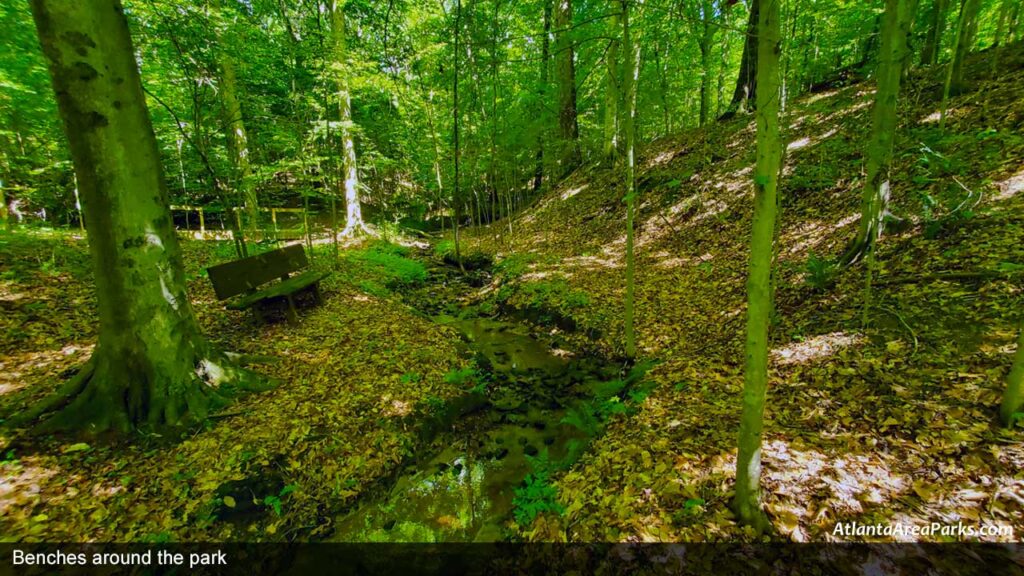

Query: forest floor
[[1, 44, 1023, 544], [460, 43, 1024, 542], [0, 236, 482, 541]]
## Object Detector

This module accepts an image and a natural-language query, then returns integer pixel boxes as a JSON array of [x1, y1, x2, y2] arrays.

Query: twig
[[873, 304, 918, 357]]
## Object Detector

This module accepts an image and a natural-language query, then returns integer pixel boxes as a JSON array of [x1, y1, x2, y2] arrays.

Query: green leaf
[[223, 495, 236, 508], [63, 443, 91, 453]]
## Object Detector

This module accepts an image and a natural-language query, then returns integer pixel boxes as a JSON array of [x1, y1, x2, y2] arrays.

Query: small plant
[[512, 452, 564, 526], [560, 402, 602, 436], [262, 484, 296, 516], [804, 252, 837, 290], [494, 253, 535, 279], [443, 366, 476, 386]]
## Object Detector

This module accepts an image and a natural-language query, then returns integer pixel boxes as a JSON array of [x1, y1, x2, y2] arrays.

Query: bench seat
[[226, 269, 331, 310]]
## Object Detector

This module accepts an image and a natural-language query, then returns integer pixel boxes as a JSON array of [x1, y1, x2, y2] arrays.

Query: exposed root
[[9, 351, 276, 437], [7, 360, 94, 428]]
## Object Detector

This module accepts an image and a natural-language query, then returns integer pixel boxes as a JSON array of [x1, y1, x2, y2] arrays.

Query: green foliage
[[442, 367, 476, 386], [804, 252, 838, 290], [518, 280, 590, 310], [347, 242, 426, 288], [512, 452, 565, 526], [493, 253, 536, 280], [399, 372, 422, 385]]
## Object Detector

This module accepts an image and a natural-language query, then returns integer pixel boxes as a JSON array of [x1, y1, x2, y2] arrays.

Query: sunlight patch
[[771, 332, 862, 365], [993, 168, 1024, 201], [560, 184, 588, 200]]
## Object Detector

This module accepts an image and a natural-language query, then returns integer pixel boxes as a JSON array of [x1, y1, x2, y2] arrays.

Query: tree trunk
[[533, 0, 553, 193], [840, 0, 913, 266], [27, 0, 266, 434], [332, 0, 367, 236], [621, 0, 640, 359], [940, 0, 981, 128], [723, 0, 760, 118], [219, 55, 260, 239], [1001, 323, 1024, 427], [0, 181, 8, 231], [554, 0, 581, 174], [717, 1, 733, 116], [733, 0, 782, 532], [602, 8, 621, 163], [453, 0, 464, 270], [698, 0, 715, 126], [920, 0, 949, 66]]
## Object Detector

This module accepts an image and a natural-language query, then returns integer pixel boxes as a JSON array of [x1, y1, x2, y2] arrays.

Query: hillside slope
[[464, 43, 1024, 542]]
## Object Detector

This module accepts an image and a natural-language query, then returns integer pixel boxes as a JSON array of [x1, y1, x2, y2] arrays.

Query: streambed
[[329, 265, 628, 542]]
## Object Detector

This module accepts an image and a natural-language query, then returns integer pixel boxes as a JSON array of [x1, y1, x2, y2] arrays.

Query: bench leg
[[285, 295, 299, 324], [253, 304, 267, 324]]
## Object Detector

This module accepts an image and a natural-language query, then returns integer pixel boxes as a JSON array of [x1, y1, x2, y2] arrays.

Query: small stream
[[329, 265, 629, 542]]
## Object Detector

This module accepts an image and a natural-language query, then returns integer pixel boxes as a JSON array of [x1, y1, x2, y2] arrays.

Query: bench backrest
[[207, 243, 310, 300]]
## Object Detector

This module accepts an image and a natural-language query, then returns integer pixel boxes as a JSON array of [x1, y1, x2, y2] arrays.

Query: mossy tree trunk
[[1001, 324, 1024, 427], [28, 0, 266, 434], [453, 0, 464, 269], [219, 54, 260, 240], [602, 8, 621, 164], [533, 0, 553, 193], [947, 0, 980, 94], [697, 0, 716, 126], [939, 0, 980, 129], [840, 0, 913, 267], [733, 0, 782, 532], [920, 0, 949, 66], [554, 0, 581, 175], [723, 0, 760, 118], [332, 0, 367, 237], [621, 0, 640, 360]]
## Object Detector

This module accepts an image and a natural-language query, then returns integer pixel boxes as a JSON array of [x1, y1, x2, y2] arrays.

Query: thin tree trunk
[[27, 0, 266, 434], [603, 7, 621, 163], [920, 0, 949, 66], [940, 0, 981, 129], [453, 0, 464, 270], [1001, 323, 1024, 427], [698, 0, 715, 126], [332, 0, 366, 236], [841, 0, 913, 266], [554, 0, 581, 174], [733, 0, 782, 532], [533, 0, 553, 193], [219, 55, 260, 239], [717, 1, 733, 116], [723, 0, 760, 117], [622, 0, 640, 359]]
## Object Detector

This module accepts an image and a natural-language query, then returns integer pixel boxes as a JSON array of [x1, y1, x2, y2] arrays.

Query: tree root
[[7, 360, 94, 429], [7, 352, 276, 437]]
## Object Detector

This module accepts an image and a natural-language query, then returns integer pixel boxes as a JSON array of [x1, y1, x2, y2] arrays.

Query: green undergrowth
[[337, 241, 427, 296], [433, 239, 492, 270]]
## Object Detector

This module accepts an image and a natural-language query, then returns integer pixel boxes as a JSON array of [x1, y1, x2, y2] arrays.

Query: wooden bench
[[206, 244, 330, 323]]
